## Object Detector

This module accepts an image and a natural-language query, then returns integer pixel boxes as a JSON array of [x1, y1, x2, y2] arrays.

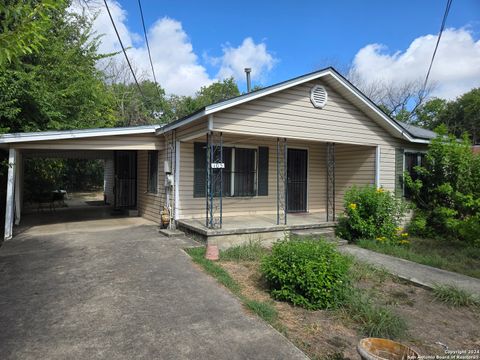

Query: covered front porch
[[174, 129, 380, 247]]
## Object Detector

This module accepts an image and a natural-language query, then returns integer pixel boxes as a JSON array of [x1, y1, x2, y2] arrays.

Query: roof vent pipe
[[245, 68, 252, 92]]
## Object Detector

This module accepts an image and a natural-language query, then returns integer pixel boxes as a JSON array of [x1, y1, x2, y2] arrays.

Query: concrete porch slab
[[177, 213, 337, 249]]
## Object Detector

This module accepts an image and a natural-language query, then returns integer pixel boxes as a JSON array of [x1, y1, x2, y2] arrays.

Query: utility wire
[[137, 0, 163, 99], [422, 0, 453, 93], [103, 0, 146, 99]]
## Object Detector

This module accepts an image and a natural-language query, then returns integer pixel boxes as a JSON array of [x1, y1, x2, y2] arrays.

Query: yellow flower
[[349, 203, 357, 210], [376, 188, 384, 193], [401, 232, 409, 238], [400, 239, 410, 245], [396, 227, 403, 232]]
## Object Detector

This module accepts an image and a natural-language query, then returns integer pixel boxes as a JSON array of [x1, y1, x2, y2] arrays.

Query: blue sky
[[76, 0, 480, 97]]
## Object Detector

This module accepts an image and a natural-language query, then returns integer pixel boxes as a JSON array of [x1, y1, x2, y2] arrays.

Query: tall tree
[[162, 78, 240, 122], [109, 80, 169, 126], [103, 57, 170, 126], [412, 89, 480, 144], [0, 4, 116, 133], [440, 88, 480, 144], [413, 98, 447, 128], [0, 0, 64, 66]]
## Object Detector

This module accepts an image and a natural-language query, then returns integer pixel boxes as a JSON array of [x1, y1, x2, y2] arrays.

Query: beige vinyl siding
[[177, 134, 327, 219], [335, 144, 376, 212], [212, 80, 427, 193], [12, 134, 161, 150], [137, 149, 165, 223], [176, 119, 208, 140]]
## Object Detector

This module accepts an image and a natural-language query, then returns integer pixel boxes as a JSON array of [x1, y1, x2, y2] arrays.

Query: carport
[[1, 125, 161, 240]]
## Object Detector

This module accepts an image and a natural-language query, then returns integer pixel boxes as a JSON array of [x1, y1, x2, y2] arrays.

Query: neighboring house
[[0, 68, 435, 246]]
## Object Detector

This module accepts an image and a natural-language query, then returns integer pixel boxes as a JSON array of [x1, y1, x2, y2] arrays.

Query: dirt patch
[[221, 261, 480, 360]]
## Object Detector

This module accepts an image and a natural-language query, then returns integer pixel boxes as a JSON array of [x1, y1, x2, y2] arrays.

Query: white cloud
[[214, 37, 277, 83], [350, 28, 480, 99], [69, 1, 276, 95], [137, 17, 212, 96]]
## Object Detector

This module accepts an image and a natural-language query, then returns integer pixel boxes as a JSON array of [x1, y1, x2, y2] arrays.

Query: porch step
[[291, 227, 335, 237], [291, 228, 348, 246], [158, 228, 186, 238]]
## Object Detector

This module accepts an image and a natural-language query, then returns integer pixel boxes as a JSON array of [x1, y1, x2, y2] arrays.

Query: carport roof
[[0, 125, 162, 144]]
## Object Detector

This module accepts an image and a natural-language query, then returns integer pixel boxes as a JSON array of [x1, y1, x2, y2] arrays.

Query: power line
[[137, 0, 163, 99], [422, 0, 453, 92], [103, 0, 146, 99]]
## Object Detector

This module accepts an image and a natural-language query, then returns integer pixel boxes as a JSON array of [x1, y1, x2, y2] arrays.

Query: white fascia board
[[407, 138, 430, 144], [0, 126, 161, 144]]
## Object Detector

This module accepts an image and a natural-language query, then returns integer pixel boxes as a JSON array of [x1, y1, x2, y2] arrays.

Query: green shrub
[[407, 210, 430, 238], [457, 214, 480, 247], [336, 185, 407, 243], [260, 239, 351, 310], [405, 127, 480, 245]]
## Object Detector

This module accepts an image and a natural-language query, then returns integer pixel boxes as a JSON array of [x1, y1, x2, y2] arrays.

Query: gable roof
[[158, 67, 432, 144], [0, 125, 161, 144]]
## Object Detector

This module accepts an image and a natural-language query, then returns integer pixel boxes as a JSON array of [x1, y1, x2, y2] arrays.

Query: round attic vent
[[310, 85, 328, 108]]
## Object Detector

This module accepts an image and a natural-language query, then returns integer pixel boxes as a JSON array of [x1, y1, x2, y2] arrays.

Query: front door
[[287, 148, 308, 213], [114, 151, 137, 209]]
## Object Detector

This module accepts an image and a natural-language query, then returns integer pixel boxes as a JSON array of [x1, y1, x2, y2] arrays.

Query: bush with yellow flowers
[[336, 185, 408, 243]]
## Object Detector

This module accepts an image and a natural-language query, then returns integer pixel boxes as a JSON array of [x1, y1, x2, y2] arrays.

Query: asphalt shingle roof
[[396, 121, 437, 140]]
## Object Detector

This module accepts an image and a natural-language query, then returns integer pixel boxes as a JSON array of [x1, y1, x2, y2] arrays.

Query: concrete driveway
[[0, 212, 307, 360]]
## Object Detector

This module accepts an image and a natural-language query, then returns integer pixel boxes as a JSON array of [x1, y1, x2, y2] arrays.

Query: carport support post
[[14, 150, 22, 225], [4, 148, 17, 240]]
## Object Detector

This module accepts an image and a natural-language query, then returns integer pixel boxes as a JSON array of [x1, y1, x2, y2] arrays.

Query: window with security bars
[[193, 143, 268, 198]]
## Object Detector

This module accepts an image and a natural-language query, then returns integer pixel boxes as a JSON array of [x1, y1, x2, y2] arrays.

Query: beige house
[[1, 68, 434, 246]]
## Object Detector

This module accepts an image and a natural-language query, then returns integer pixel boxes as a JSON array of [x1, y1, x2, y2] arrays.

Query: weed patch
[[341, 290, 407, 339], [220, 241, 268, 262], [185, 247, 241, 295], [432, 285, 480, 308], [350, 259, 390, 284], [244, 299, 278, 323]]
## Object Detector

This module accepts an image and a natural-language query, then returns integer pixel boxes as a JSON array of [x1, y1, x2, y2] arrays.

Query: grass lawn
[[357, 237, 480, 279], [186, 241, 480, 360]]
